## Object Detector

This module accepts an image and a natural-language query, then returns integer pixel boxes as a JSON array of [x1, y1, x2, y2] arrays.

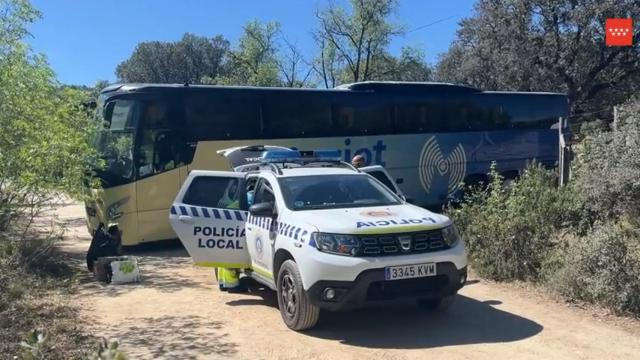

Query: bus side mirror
[[103, 101, 116, 123]]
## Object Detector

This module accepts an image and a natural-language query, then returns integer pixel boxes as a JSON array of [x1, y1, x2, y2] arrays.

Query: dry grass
[[0, 239, 98, 359]]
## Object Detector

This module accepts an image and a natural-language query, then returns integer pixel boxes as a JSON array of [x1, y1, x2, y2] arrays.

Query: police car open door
[[360, 165, 404, 197], [169, 170, 250, 268]]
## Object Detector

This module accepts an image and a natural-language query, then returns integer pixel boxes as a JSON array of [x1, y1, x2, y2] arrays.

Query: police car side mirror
[[249, 202, 275, 217]]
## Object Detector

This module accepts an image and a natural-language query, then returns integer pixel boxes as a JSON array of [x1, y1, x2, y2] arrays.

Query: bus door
[[134, 98, 185, 243]]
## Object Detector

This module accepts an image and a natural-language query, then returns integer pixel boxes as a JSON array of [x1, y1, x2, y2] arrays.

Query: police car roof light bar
[[261, 149, 303, 164], [311, 149, 341, 162]]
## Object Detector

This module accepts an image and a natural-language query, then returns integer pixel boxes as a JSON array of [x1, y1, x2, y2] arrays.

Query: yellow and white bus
[[85, 82, 568, 267]]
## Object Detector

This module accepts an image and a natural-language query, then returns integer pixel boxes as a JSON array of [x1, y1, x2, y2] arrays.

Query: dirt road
[[58, 203, 640, 360]]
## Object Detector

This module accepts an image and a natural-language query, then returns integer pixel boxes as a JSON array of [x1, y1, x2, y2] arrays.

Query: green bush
[[572, 97, 640, 221], [544, 222, 640, 315], [448, 163, 581, 281]]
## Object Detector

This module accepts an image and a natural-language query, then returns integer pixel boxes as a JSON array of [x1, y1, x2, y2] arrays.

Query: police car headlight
[[441, 224, 461, 247], [311, 233, 361, 256]]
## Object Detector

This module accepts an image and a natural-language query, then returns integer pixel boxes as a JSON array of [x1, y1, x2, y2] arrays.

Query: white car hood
[[290, 204, 451, 235]]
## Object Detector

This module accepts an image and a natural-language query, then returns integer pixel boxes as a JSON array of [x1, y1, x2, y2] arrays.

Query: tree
[[314, 0, 402, 85], [435, 0, 640, 118], [0, 0, 97, 244], [313, 0, 432, 87], [215, 20, 283, 87], [370, 46, 432, 81], [0, 0, 39, 55], [116, 33, 230, 84], [277, 37, 314, 88]]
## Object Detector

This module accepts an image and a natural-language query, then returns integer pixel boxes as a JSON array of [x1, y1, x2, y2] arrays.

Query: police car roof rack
[[300, 160, 360, 172], [261, 162, 283, 175]]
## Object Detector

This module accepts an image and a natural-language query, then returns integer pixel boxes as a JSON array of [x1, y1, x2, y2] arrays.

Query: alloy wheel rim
[[281, 272, 297, 318]]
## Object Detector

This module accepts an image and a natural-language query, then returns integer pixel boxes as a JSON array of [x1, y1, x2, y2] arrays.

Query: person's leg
[[219, 268, 248, 293], [218, 268, 239, 288], [214, 268, 226, 291]]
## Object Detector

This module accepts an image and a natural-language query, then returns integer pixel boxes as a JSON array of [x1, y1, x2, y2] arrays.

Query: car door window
[[367, 170, 396, 193], [183, 176, 242, 209], [254, 179, 275, 207]]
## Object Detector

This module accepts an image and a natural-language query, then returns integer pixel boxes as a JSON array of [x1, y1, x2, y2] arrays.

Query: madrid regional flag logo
[[606, 18, 633, 46]]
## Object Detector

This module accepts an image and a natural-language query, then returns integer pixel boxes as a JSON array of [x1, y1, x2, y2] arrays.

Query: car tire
[[276, 260, 320, 331], [417, 294, 456, 312]]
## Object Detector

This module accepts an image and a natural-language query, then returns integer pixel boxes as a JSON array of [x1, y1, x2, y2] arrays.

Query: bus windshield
[[94, 129, 135, 185], [279, 174, 401, 211]]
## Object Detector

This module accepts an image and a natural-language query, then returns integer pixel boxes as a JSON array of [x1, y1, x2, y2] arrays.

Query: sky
[[27, 0, 476, 86]]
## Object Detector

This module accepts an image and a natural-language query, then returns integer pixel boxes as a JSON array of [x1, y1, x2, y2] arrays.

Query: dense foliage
[[1, 0, 99, 356], [116, 0, 432, 87], [449, 164, 581, 281], [436, 0, 640, 119], [115, 33, 230, 84], [452, 97, 640, 316]]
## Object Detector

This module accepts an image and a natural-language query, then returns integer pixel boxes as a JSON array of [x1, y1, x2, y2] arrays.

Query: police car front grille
[[358, 230, 448, 256]]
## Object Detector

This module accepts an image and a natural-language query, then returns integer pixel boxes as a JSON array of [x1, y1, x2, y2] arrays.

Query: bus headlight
[[107, 202, 123, 220], [441, 224, 461, 247], [311, 233, 361, 256]]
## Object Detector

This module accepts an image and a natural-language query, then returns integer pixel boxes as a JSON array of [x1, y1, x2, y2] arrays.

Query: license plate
[[385, 263, 436, 281]]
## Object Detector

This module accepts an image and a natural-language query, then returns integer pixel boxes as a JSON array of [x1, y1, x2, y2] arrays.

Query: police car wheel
[[417, 294, 456, 312], [276, 260, 320, 331]]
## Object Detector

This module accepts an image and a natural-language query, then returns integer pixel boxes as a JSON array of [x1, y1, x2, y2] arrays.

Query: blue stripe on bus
[[190, 207, 199, 217], [179, 206, 188, 215], [223, 210, 232, 220], [170, 206, 177, 215], [234, 211, 243, 221], [294, 228, 301, 240], [201, 208, 210, 218], [212, 209, 221, 219]]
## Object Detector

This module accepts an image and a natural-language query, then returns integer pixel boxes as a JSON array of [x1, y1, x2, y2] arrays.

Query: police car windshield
[[279, 174, 401, 211]]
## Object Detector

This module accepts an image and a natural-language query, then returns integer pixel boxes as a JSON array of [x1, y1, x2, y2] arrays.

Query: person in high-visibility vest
[[216, 181, 246, 293]]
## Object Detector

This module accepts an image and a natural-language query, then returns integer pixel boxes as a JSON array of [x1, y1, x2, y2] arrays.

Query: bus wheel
[[277, 260, 320, 331]]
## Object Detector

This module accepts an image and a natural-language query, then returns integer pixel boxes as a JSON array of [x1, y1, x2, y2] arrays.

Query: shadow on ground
[[58, 215, 211, 297], [229, 280, 542, 350], [305, 295, 542, 349], [114, 315, 237, 359]]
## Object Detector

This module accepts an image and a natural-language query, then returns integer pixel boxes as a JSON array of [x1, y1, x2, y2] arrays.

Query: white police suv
[[169, 146, 468, 330]]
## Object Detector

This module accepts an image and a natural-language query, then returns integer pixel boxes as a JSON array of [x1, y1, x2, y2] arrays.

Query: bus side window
[[395, 101, 433, 133], [183, 91, 260, 140], [136, 100, 181, 177], [262, 93, 332, 138], [332, 94, 393, 136]]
